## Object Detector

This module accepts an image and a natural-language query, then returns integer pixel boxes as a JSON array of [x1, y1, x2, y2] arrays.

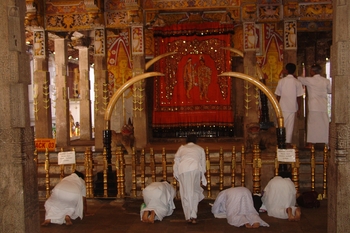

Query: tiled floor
[[39, 197, 327, 233]]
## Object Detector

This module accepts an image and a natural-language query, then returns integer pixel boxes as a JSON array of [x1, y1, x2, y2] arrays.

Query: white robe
[[140, 182, 176, 221], [275, 74, 304, 143], [44, 173, 86, 224], [298, 75, 331, 143], [212, 187, 269, 227], [261, 176, 297, 219], [173, 142, 207, 220]]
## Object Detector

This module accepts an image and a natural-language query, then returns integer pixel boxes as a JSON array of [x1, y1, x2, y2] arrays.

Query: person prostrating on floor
[[212, 187, 269, 228], [140, 180, 176, 223]]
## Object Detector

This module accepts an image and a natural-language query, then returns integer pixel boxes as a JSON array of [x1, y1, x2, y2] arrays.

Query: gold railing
[[36, 144, 328, 200]]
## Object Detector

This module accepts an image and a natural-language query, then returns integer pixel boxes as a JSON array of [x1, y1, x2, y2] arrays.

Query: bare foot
[[142, 211, 149, 223], [65, 215, 73, 225], [287, 207, 295, 221], [41, 219, 50, 226], [191, 218, 197, 224], [252, 222, 260, 228], [149, 210, 155, 224], [295, 207, 301, 221]]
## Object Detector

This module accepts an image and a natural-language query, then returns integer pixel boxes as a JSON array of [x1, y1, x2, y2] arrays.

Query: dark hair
[[74, 170, 85, 180], [160, 179, 170, 184], [285, 63, 296, 74], [186, 134, 198, 143], [278, 171, 292, 179], [311, 64, 322, 74]]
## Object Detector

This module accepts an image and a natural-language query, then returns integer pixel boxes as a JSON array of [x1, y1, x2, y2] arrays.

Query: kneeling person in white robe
[[41, 171, 88, 226], [140, 181, 176, 223], [261, 174, 301, 221], [212, 187, 269, 228]]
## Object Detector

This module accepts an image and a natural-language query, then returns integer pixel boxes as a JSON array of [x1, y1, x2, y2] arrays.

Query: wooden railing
[[35, 144, 328, 200]]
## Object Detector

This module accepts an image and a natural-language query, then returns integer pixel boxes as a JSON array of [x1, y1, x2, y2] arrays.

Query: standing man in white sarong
[[298, 64, 331, 148], [261, 174, 301, 221], [275, 63, 304, 147], [41, 171, 91, 226], [212, 187, 269, 228], [140, 181, 176, 223], [173, 134, 207, 224]]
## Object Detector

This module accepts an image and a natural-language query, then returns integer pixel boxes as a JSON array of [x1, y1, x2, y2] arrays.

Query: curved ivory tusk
[[145, 51, 177, 71], [221, 47, 244, 57], [104, 72, 164, 129], [219, 71, 284, 128]]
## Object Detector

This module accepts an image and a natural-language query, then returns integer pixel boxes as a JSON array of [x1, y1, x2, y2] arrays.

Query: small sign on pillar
[[277, 149, 296, 162], [58, 151, 76, 165]]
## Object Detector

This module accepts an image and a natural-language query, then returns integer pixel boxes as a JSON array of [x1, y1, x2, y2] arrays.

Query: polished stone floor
[[39, 197, 327, 233]]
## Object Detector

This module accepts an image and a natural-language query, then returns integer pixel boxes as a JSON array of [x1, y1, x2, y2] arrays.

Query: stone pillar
[[283, 20, 301, 147], [133, 63, 147, 149], [328, 0, 350, 232], [0, 4, 40, 233], [78, 47, 92, 140], [131, 26, 147, 149], [243, 51, 259, 146], [33, 56, 52, 138], [54, 38, 70, 148], [93, 27, 107, 150]]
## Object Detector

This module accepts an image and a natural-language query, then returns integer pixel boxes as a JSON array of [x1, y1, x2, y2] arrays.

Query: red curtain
[[152, 22, 234, 132]]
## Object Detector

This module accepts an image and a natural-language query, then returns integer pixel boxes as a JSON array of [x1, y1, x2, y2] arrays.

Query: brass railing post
[[241, 146, 245, 187], [44, 148, 50, 199], [131, 147, 137, 197], [231, 146, 236, 187], [162, 148, 167, 181], [116, 147, 125, 198], [71, 147, 76, 172], [150, 148, 156, 182], [60, 148, 64, 180], [205, 147, 211, 198], [311, 145, 315, 191], [103, 147, 108, 197], [219, 147, 224, 191], [140, 149, 145, 191], [292, 145, 300, 194], [323, 145, 328, 199], [274, 146, 279, 176], [85, 147, 94, 198], [252, 144, 261, 194]]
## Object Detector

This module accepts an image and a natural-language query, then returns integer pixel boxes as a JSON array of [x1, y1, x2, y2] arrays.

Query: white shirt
[[173, 142, 207, 186], [275, 74, 304, 112], [298, 74, 331, 112]]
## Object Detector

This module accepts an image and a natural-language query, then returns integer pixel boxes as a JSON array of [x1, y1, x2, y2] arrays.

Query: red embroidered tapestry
[[152, 23, 234, 134]]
